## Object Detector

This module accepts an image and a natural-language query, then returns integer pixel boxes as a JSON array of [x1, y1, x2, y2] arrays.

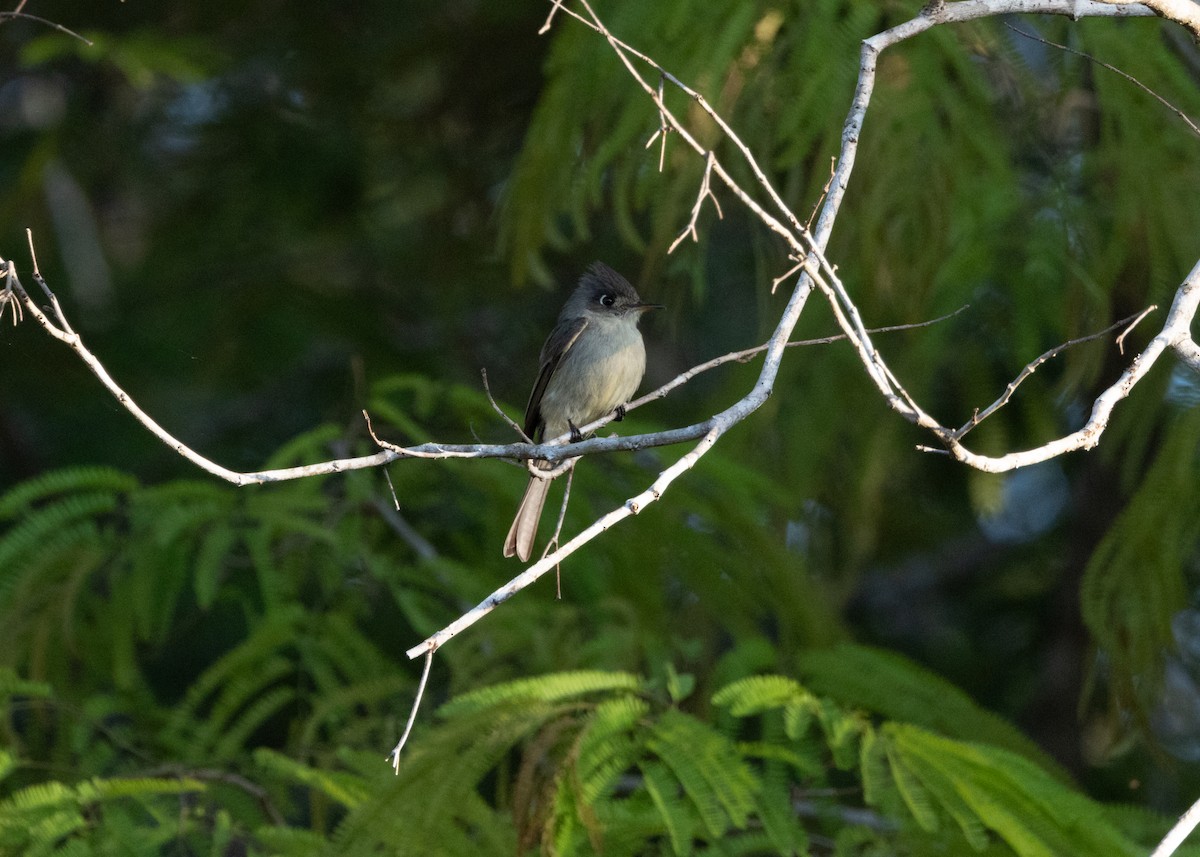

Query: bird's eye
[[599, 293, 616, 308]]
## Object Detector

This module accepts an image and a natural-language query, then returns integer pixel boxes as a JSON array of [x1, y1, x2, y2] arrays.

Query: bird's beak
[[634, 302, 664, 313]]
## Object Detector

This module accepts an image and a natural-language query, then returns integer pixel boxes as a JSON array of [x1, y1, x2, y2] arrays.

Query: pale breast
[[540, 320, 646, 439]]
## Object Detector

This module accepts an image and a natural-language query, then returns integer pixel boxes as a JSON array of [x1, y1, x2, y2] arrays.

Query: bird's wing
[[523, 315, 588, 440]]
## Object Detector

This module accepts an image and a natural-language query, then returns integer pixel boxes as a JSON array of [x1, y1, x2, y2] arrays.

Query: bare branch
[[1174, 337, 1200, 374], [481, 367, 528, 440], [542, 0, 816, 252], [791, 0, 1195, 473], [0, 11, 91, 45], [629, 306, 969, 412], [388, 649, 433, 773], [771, 257, 806, 295], [1152, 792, 1200, 857], [541, 463, 575, 599], [644, 75, 670, 173], [0, 264, 22, 326], [1116, 304, 1157, 354], [668, 151, 723, 254], [537, 0, 566, 35], [10, 0, 1200, 745], [953, 308, 1156, 440], [405, 421, 729, 660], [931, 260, 1200, 471], [810, 0, 1155, 254]]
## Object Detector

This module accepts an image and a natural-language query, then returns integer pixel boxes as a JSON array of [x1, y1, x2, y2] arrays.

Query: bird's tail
[[503, 473, 551, 561]]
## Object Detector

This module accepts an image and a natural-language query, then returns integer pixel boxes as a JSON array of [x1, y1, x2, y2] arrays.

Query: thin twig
[[389, 649, 434, 774], [806, 157, 837, 232], [952, 308, 1155, 440], [525, 455, 575, 480], [1116, 304, 1156, 354], [1006, 23, 1200, 137], [627, 305, 970, 410], [544, 0, 817, 254], [372, 496, 440, 562], [27, 228, 72, 334], [538, 0, 566, 35], [668, 151, 723, 253], [643, 75, 670, 173], [0, 11, 91, 45], [0, 263, 22, 325], [771, 257, 806, 295], [381, 466, 400, 509], [540, 464, 575, 599], [482, 367, 528, 439]]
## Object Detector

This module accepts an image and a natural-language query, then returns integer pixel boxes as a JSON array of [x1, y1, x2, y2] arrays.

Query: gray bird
[[503, 262, 660, 561]]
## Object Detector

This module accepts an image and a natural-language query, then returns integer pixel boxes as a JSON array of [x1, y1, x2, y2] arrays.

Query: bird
[[503, 262, 660, 561]]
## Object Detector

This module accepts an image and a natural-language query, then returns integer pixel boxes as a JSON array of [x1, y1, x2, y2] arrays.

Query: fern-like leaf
[[885, 741, 940, 834], [0, 493, 117, 586], [711, 674, 810, 717], [886, 723, 1140, 857], [77, 776, 204, 801], [254, 748, 370, 809], [640, 759, 694, 856], [799, 643, 1069, 780], [646, 709, 758, 839], [438, 670, 641, 718], [0, 467, 136, 520]]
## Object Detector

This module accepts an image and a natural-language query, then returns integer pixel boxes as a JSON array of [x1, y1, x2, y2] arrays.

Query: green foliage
[[883, 725, 1139, 857], [440, 670, 643, 717], [0, 774, 204, 856], [1081, 409, 1200, 720], [797, 644, 1070, 782], [0, 376, 822, 853], [22, 29, 223, 88], [0, 438, 1171, 854], [503, 3, 1200, 327], [502, 0, 783, 286], [304, 668, 1152, 856]]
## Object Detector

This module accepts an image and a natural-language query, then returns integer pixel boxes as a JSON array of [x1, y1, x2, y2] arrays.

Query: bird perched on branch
[[503, 262, 661, 561]]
